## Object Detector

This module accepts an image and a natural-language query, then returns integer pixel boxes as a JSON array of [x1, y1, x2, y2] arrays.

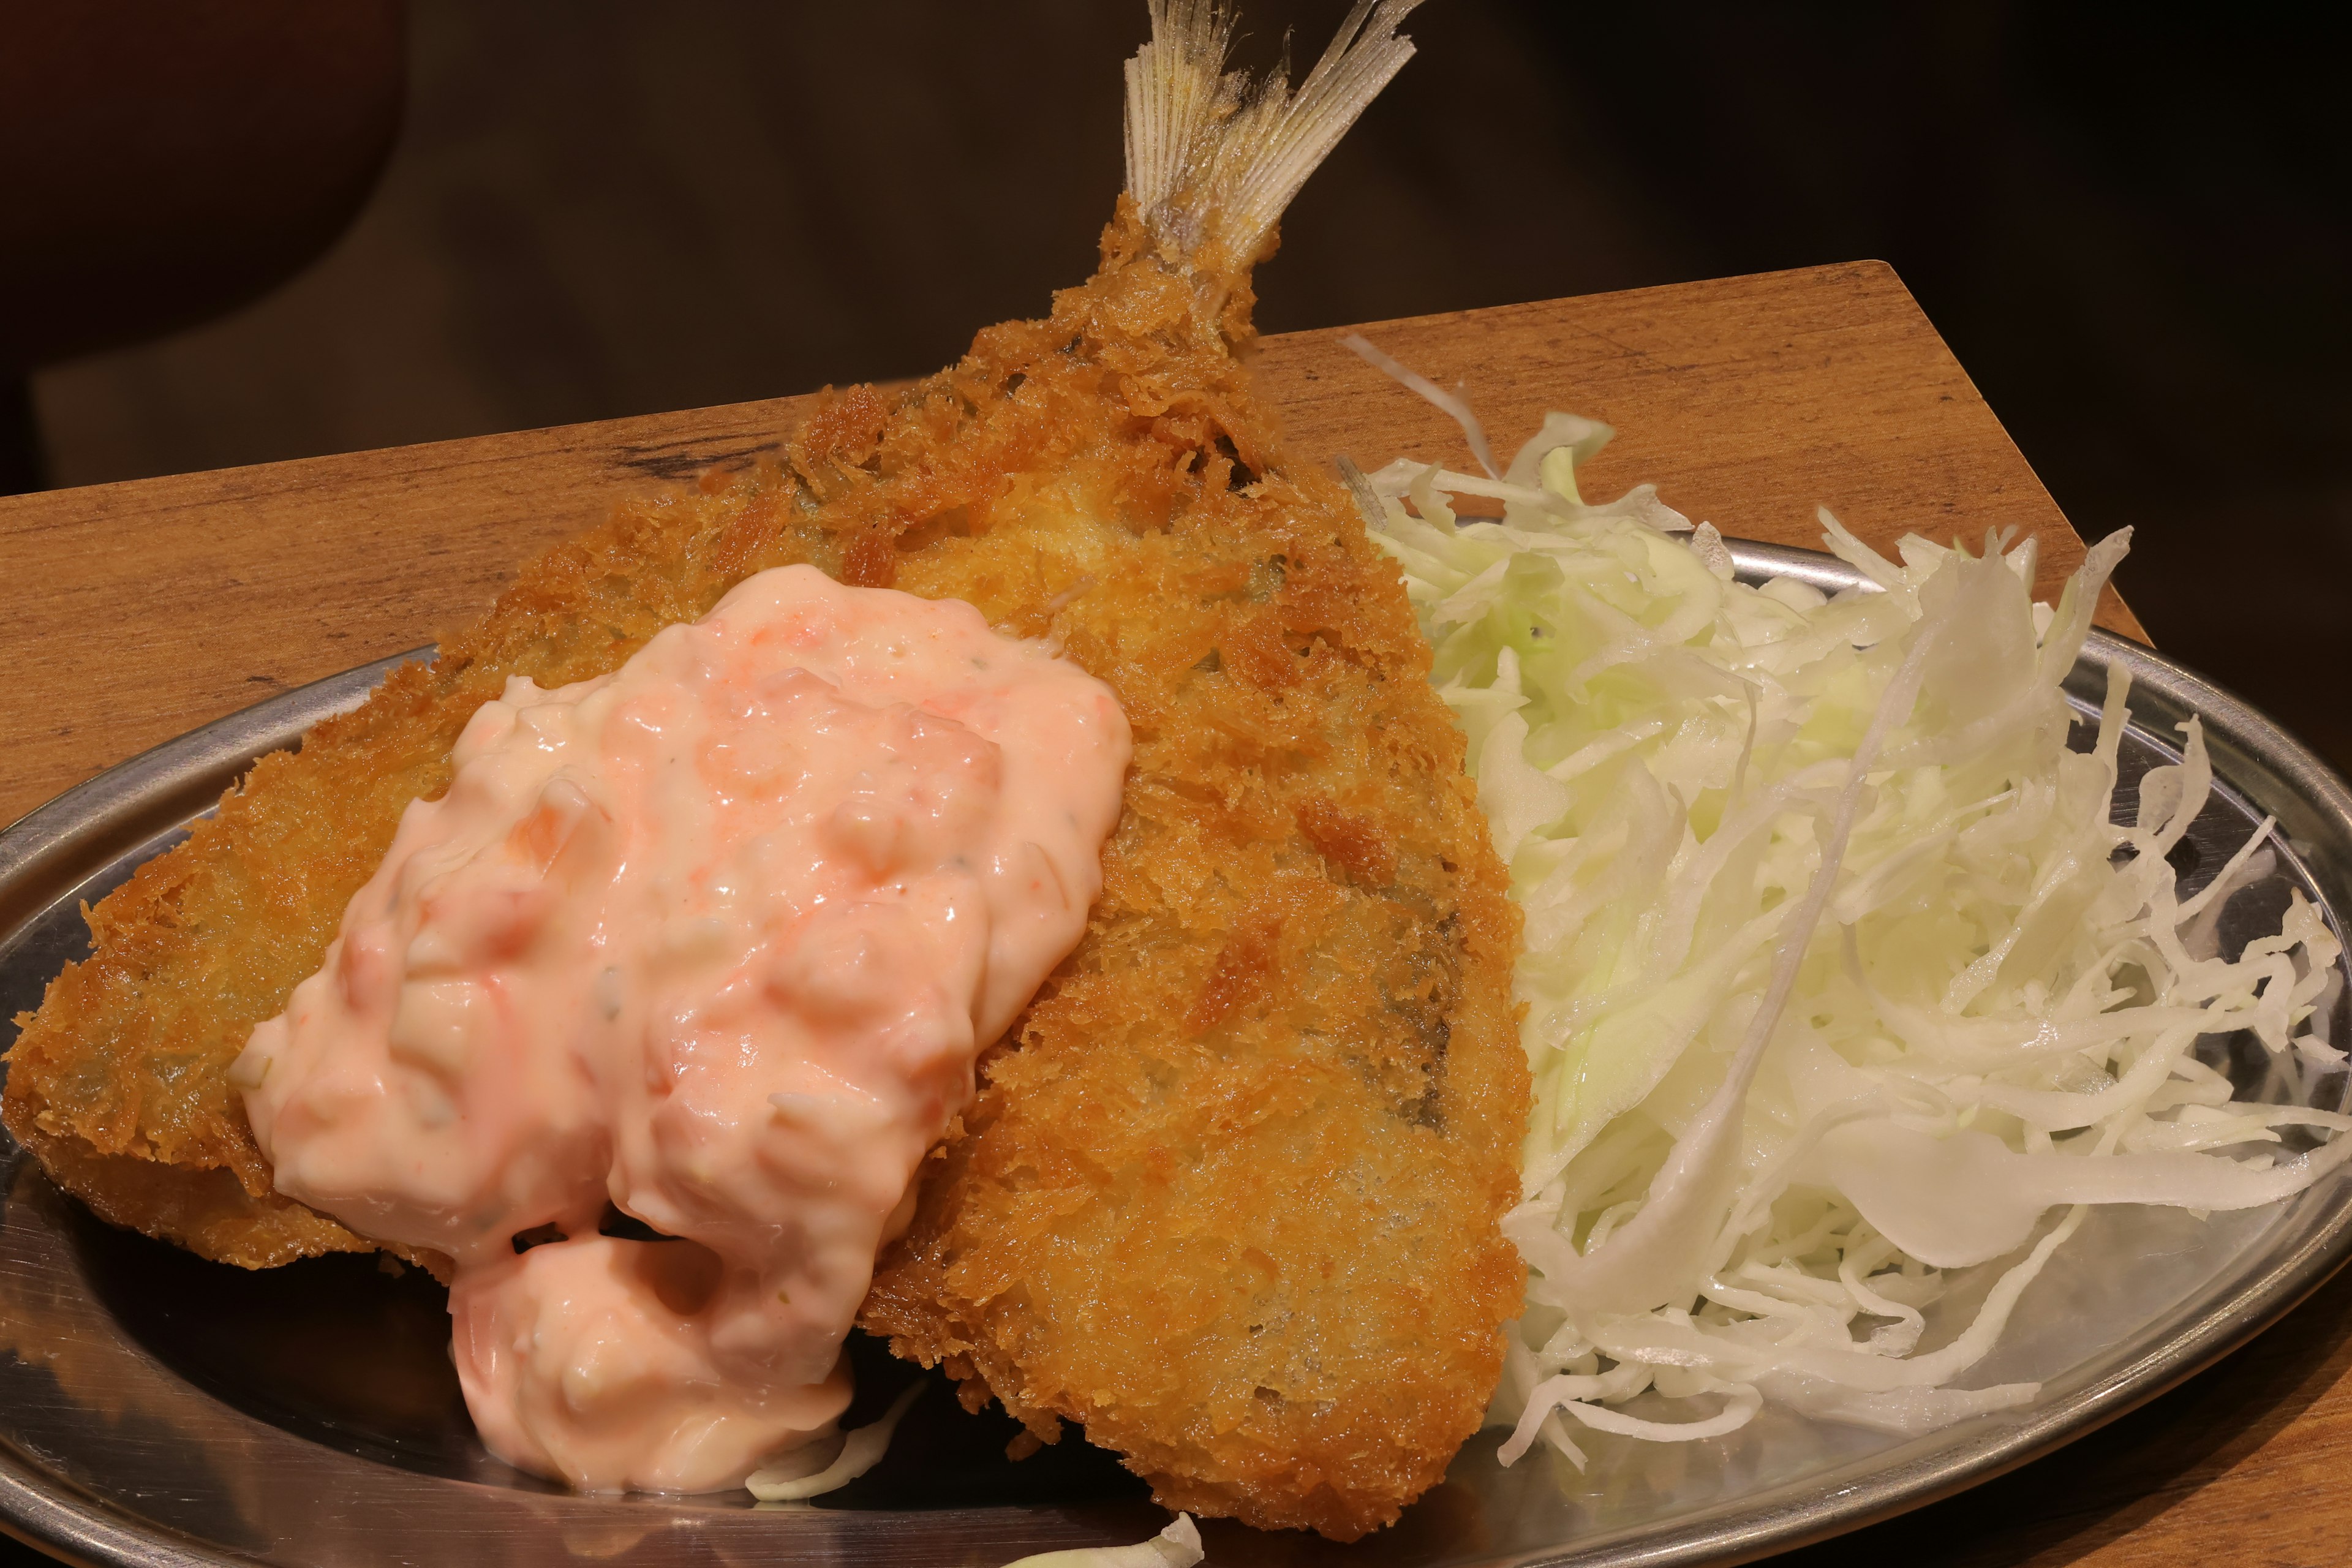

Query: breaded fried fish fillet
[[4, 0, 1525, 1539]]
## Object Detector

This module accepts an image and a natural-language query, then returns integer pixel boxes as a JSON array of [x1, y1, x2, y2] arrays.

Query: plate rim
[[4, 538, 2350, 1568]]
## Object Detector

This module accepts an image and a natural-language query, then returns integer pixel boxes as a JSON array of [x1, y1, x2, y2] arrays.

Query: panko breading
[[4, 0, 1527, 1539]]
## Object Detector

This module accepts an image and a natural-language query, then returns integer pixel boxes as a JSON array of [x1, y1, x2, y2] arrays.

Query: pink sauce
[[235, 565, 1129, 1493]]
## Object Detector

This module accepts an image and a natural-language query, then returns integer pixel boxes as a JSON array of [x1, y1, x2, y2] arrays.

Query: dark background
[[10, 1, 2348, 772]]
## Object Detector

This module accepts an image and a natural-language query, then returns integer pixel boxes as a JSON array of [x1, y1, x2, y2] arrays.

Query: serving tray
[[3, 540, 2348, 1568]]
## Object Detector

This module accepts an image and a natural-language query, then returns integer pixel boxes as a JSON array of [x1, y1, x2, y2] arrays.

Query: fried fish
[[4, 0, 1526, 1538]]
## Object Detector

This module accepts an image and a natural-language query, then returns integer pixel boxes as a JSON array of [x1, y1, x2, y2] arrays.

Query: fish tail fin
[[1123, 0, 1423, 271]]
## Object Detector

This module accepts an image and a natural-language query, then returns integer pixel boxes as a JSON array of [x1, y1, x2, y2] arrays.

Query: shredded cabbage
[[999, 1514, 1204, 1567], [746, 1381, 926, 1502], [1360, 394, 2352, 1469]]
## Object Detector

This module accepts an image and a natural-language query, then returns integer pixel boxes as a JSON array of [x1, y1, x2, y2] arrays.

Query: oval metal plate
[[4, 540, 2350, 1568]]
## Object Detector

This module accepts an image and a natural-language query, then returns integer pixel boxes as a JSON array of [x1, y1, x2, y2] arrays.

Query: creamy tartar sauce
[[235, 565, 1129, 1493]]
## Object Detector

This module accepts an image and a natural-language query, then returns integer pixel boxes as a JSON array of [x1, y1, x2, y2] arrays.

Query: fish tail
[[1122, 0, 1423, 271]]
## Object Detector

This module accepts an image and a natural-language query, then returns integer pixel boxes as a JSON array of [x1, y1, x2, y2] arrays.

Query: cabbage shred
[[1360, 412, 2352, 1467]]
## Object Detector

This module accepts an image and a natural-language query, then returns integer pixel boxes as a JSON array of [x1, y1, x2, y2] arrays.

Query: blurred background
[[2, 0, 2344, 769]]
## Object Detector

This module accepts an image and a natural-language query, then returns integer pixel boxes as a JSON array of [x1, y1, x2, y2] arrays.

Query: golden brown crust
[[839, 213, 1526, 1540], [1, 207, 1526, 1537], [1, 483, 843, 1267]]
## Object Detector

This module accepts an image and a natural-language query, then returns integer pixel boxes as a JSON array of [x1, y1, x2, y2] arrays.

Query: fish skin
[[2, 195, 1526, 1538]]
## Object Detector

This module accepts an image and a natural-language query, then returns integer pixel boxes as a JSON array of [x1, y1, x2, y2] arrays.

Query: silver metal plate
[[5, 540, 2350, 1568]]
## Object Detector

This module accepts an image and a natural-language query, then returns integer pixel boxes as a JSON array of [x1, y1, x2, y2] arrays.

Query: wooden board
[[7, 261, 2291, 1568], [0, 261, 2138, 830]]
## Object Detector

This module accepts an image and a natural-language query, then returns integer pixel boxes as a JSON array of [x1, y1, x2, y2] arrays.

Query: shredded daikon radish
[[1357, 386, 2352, 1468]]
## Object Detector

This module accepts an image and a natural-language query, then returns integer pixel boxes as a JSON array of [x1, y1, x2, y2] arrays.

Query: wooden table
[[5, 263, 2329, 1568]]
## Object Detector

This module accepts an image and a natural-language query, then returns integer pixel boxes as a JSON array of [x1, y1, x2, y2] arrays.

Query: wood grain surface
[[0, 261, 2139, 829], [8, 262, 2314, 1568]]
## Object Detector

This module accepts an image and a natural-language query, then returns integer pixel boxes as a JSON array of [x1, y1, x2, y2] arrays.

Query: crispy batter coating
[[859, 225, 1527, 1541], [2, 455, 844, 1274], [2, 205, 1526, 1537]]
